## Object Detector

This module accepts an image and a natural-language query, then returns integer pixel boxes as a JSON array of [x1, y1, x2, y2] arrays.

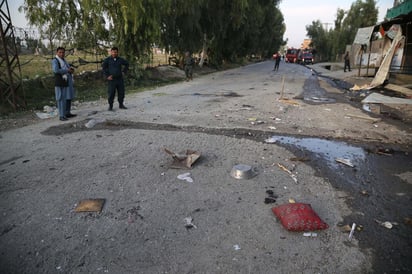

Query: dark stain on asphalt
[[41, 119, 412, 273]]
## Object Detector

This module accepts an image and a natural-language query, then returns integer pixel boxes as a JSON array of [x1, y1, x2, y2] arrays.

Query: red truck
[[285, 48, 300, 63]]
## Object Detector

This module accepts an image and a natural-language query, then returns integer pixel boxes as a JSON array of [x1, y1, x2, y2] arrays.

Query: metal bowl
[[230, 164, 257, 179]]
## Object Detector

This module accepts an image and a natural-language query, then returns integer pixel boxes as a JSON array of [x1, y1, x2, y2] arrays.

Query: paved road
[[1, 60, 410, 273]]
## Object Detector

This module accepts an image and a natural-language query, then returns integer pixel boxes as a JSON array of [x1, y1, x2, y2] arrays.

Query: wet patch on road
[[301, 75, 336, 104]]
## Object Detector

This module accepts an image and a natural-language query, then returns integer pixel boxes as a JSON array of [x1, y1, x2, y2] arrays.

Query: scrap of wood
[[279, 75, 285, 99], [345, 113, 381, 123], [384, 84, 412, 98], [370, 29, 405, 88], [277, 163, 298, 183], [75, 199, 105, 212], [277, 163, 292, 174]]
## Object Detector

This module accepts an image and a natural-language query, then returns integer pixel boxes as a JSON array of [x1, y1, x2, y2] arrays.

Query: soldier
[[184, 51, 194, 81]]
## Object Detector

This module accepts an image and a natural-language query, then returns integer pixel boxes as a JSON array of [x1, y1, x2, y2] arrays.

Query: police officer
[[102, 47, 129, 110]]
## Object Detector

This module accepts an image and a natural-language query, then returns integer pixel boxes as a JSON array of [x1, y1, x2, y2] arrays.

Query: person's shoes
[[66, 113, 77, 118], [59, 117, 68, 121], [108, 105, 113, 111], [119, 105, 127, 109]]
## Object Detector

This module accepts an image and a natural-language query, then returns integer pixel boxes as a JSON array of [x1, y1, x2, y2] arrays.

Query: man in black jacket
[[102, 47, 129, 110]]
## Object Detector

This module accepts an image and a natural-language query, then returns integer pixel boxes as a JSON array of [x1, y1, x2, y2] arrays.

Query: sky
[[8, 0, 394, 48]]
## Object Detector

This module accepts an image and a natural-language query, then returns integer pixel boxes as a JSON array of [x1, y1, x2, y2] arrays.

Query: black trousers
[[107, 78, 125, 105], [344, 60, 351, 71]]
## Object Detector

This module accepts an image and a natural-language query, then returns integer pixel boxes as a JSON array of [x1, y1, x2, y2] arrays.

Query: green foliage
[[306, 0, 378, 61], [21, 0, 285, 67]]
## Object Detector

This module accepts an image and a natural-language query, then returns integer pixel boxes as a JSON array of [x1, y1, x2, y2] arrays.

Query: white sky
[[8, 0, 394, 48]]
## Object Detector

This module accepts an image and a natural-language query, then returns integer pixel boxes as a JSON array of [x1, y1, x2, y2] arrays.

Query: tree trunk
[[199, 33, 207, 68]]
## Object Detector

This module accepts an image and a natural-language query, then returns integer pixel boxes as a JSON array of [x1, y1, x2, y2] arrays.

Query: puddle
[[266, 135, 365, 168]]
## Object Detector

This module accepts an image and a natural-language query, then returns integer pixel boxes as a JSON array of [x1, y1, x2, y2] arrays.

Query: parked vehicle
[[285, 48, 300, 63], [301, 52, 314, 65]]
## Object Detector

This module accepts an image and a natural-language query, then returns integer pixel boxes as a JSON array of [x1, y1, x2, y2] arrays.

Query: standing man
[[184, 51, 194, 81], [102, 47, 129, 110], [52, 47, 75, 121], [344, 51, 351, 72], [273, 52, 281, 71]]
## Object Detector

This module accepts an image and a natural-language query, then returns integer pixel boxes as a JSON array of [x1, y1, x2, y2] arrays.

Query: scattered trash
[[276, 163, 298, 183], [268, 126, 277, 130], [230, 164, 257, 179], [344, 113, 380, 123], [265, 136, 279, 143], [335, 158, 354, 167], [75, 199, 105, 212], [404, 217, 412, 226], [248, 117, 257, 121], [184, 217, 197, 229], [288, 198, 296, 203], [177, 172, 194, 183], [85, 118, 106, 128], [348, 223, 356, 240], [251, 120, 264, 125], [350, 84, 370, 91], [36, 105, 58, 119], [272, 203, 329, 231], [233, 244, 241, 250], [360, 190, 369, 196], [375, 220, 394, 229], [264, 190, 278, 204], [164, 148, 201, 169], [339, 224, 353, 232], [303, 232, 317, 237]]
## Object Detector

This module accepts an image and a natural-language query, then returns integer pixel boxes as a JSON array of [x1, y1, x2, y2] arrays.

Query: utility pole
[[0, 0, 26, 111]]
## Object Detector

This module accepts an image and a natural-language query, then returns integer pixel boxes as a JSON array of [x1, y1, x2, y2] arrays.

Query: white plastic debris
[[348, 223, 356, 240], [303, 232, 317, 237], [85, 118, 106, 128], [265, 136, 279, 143], [177, 172, 194, 183], [184, 217, 197, 229], [233, 244, 241, 250]]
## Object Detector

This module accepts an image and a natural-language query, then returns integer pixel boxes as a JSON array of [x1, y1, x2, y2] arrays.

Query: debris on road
[[272, 203, 329, 231], [276, 163, 298, 183], [375, 220, 395, 229], [36, 105, 58, 119], [233, 244, 241, 251], [74, 199, 105, 212], [184, 217, 197, 229], [251, 120, 264, 125], [303, 232, 317, 237], [348, 223, 356, 240], [264, 189, 278, 204], [335, 158, 354, 167], [344, 113, 380, 123], [164, 148, 201, 169], [177, 172, 194, 183], [85, 118, 106, 128], [230, 164, 257, 179]]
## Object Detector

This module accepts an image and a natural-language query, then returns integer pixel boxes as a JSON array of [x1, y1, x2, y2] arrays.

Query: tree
[[306, 0, 378, 61]]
